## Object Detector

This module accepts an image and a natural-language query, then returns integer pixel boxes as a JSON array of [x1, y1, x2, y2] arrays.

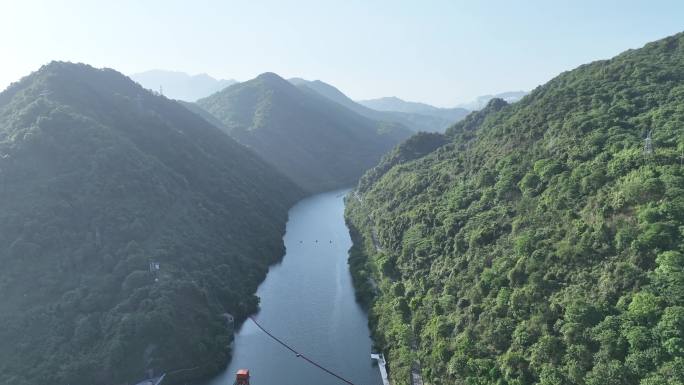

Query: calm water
[[204, 189, 382, 385]]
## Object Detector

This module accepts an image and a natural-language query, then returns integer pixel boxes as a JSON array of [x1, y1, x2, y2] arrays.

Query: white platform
[[371, 353, 390, 385]]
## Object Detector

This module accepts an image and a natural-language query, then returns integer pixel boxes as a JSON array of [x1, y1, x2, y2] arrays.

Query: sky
[[1, 0, 683, 107]]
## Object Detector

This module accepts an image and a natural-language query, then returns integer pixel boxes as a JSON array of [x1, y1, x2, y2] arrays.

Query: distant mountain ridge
[[455, 90, 528, 110], [196, 72, 412, 192], [130, 69, 237, 101], [358, 91, 527, 117], [290, 78, 466, 132], [358, 96, 470, 122]]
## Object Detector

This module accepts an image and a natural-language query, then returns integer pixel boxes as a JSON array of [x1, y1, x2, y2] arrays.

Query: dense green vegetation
[[0, 62, 302, 385], [358, 131, 449, 194], [347, 33, 684, 385], [196, 73, 412, 193]]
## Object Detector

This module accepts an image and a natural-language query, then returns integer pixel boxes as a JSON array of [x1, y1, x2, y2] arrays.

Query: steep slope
[[130, 69, 237, 101], [0, 62, 302, 385], [358, 96, 469, 123], [347, 33, 684, 385], [288, 77, 367, 113], [177, 99, 230, 130], [357, 131, 449, 194], [197, 73, 412, 192], [289, 78, 465, 133]]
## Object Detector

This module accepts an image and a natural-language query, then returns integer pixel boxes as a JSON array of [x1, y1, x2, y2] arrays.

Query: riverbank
[[345, 189, 424, 385]]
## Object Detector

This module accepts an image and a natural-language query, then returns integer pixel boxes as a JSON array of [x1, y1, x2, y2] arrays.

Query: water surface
[[205, 189, 381, 385]]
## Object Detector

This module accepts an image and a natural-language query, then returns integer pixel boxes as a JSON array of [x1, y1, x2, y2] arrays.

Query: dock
[[371, 353, 390, 385]]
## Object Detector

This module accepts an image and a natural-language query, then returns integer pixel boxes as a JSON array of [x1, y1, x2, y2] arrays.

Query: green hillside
[[357, 131, 449, 194], [346, 33, 684, 385], [197, 73, 412, 192], [0, 62, 302, 385]]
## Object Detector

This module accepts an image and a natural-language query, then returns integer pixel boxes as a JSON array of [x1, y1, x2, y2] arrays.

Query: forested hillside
[[357, 131, 449, 194], [0, 62, 302, 385], [196, 73, 412, 192], [347, 33, 684, 385]]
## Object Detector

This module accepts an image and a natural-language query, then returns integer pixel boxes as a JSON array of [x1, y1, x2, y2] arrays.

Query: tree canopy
[[346, 32, 684, 385]]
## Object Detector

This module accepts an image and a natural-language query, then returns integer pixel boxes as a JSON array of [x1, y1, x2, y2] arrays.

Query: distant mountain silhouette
[[130, 69, 237, 101], [455, 90, 528, 110], [290, 78, 466, 132], [358, 96, 470, 123]]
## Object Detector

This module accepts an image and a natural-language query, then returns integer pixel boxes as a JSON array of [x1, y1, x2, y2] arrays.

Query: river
[[204, 189, 382, 385]]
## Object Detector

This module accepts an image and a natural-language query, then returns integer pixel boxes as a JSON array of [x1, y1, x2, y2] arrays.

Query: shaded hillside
[[347, 33, 684, 385], [178, 99, 230, 130], [290, 78, 465, 133], [357, 132, 449, 194], [0, 62, 302, 385], [130, 69, 237, 101], [197, 73, 412, 192]]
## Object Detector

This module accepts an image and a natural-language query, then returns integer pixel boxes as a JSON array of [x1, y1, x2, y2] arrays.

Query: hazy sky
[[1, 0, 683, 106]]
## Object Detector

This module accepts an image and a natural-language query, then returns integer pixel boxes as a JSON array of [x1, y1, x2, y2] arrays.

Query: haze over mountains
[[355, 92, 529, 131], [127, 70, 525, 134], [195, 73, 412, 192], [289, 78, 467, 133], [358, 92, 528, 116], [126, 72, 473, 133], [0, 62, 301, 385], [454, 90, 528, 110], [358, 96, 469, 119], [130, 69, 237, 101]]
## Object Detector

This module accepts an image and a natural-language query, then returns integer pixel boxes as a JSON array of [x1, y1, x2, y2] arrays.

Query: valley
[[1, 6, 683, 385]]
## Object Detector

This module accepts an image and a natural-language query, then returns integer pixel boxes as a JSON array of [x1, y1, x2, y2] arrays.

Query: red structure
[[234, 369, 250, 385]]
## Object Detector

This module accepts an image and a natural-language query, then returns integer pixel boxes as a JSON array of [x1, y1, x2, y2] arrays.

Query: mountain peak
[[256, 72, 286, 82], [484, 97, 508, 110], [0, 61, 143, 109], [196, 72, 411, 192], [35, 61, 123, 82], [39, 60, 89, 72]]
